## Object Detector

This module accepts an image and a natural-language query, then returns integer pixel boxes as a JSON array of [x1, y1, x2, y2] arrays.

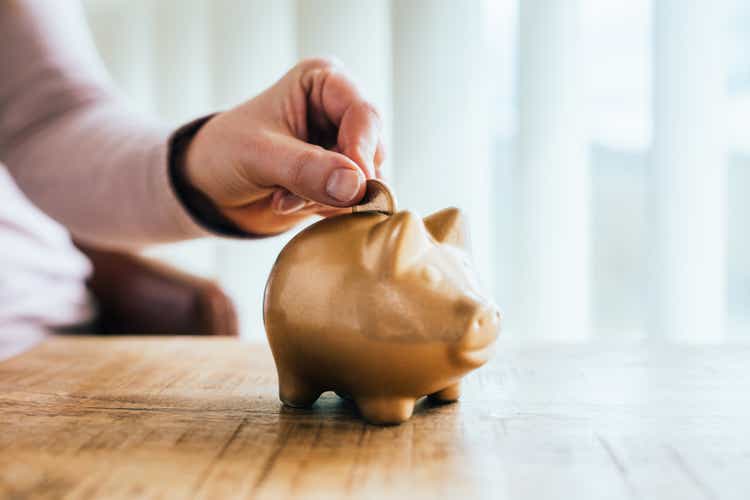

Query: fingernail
[[326, 168, 362, 202], [275, 192, 307, 214]]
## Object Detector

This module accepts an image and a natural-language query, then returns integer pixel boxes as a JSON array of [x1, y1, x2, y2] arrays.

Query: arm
[[0, 1, 386, 248], [0, 1, 207, 249]]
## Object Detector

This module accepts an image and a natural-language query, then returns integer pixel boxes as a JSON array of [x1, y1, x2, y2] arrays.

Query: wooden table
[[1, 337, 749, 499]]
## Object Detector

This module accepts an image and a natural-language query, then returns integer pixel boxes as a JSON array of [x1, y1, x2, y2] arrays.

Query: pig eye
[[420, 265, 443, 285]]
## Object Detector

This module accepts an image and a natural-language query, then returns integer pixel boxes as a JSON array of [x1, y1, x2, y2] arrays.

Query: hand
[[183, 58, 385, 235]]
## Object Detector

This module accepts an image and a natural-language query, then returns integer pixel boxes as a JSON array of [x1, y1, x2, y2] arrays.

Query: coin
[[351, 179, 397, 215]]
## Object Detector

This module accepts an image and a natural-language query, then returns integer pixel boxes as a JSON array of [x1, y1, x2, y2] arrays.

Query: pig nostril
[[477, 317, 485, 327]]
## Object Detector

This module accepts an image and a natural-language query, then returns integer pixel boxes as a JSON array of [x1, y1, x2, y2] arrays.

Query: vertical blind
[[83, 0, 740, 342]]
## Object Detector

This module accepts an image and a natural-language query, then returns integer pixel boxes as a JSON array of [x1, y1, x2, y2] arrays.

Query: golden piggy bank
[[263, 205, 500, 424]]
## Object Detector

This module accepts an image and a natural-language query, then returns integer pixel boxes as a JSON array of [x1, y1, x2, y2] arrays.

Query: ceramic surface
[[264, 202, 500, 424]]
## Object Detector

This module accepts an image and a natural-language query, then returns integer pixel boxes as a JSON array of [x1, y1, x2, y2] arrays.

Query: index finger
[[300, 60, 384, 179]]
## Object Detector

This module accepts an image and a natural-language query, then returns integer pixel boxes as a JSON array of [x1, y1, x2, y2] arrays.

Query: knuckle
[[358, 101, 382, 125], [289, 149, 319, 188], [297, 56, 341, 73]]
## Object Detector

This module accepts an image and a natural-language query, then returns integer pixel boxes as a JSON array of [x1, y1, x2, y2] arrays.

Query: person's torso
[[0, 162, 93, 340]]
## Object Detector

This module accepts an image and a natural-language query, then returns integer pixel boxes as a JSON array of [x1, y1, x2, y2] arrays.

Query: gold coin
[[351, 179, 397, 215]]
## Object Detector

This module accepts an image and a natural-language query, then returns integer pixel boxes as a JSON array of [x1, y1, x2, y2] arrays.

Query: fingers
[[337, 101, 381, 178], [250, 133, 366, 207], [269, 190, 343, 217], [223, 195, 316, 235], [227, 194, 353, 235], [299, 58, 358, 126], [298, 59, 385, 180], [271, 189, 308, 215], [374, 138, 386, 178]]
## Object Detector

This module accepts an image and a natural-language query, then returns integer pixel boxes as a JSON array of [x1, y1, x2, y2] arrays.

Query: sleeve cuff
[[166, 115, 255, 238]]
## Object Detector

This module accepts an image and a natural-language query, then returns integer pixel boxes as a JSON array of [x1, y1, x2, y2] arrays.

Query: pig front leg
[[428, 382, 461, 403], [278, 371, 321, 408], [356, 396, 416, 425]]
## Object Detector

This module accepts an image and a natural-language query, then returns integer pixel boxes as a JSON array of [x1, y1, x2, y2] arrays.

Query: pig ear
[[369, 211, 430, 276], [423, 207, 467, 248]]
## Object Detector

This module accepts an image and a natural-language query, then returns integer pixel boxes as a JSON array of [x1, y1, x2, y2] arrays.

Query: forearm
[[4, 99, 208, 249], [0, 1, 208, 249]]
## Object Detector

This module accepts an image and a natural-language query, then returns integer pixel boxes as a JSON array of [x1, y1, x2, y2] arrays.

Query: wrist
[[168, 115, 247, 237]]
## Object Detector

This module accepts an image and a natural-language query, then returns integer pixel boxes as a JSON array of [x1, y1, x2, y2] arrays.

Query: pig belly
[[269, 328, 464, 425]]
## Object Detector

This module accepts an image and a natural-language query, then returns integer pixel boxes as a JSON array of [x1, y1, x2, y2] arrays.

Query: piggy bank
[[263, 206, 501, 424]]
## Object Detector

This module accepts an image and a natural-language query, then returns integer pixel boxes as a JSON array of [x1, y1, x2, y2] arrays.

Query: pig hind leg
[[428, 382, 461, 403], [278, 371, 321, 408], [356, 396, 416, 425]]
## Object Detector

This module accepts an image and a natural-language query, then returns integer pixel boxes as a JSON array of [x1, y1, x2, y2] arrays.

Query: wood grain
[[1, 336, 750, 499]]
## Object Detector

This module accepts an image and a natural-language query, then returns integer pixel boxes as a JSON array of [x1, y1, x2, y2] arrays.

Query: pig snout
[[454, 305, 501, 368]]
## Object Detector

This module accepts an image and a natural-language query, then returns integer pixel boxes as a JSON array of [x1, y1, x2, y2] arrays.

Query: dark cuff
[[167, 114, 250, 237]]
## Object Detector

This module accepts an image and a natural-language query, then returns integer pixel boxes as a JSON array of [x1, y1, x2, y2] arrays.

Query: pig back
[[263, 213, 388, 355]]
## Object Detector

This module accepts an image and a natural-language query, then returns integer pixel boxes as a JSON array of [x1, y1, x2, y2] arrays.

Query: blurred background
[[82, 0, 749, 342]]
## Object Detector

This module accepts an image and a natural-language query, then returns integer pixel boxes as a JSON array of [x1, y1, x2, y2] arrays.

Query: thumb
[[251, 134, 366, 207]]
